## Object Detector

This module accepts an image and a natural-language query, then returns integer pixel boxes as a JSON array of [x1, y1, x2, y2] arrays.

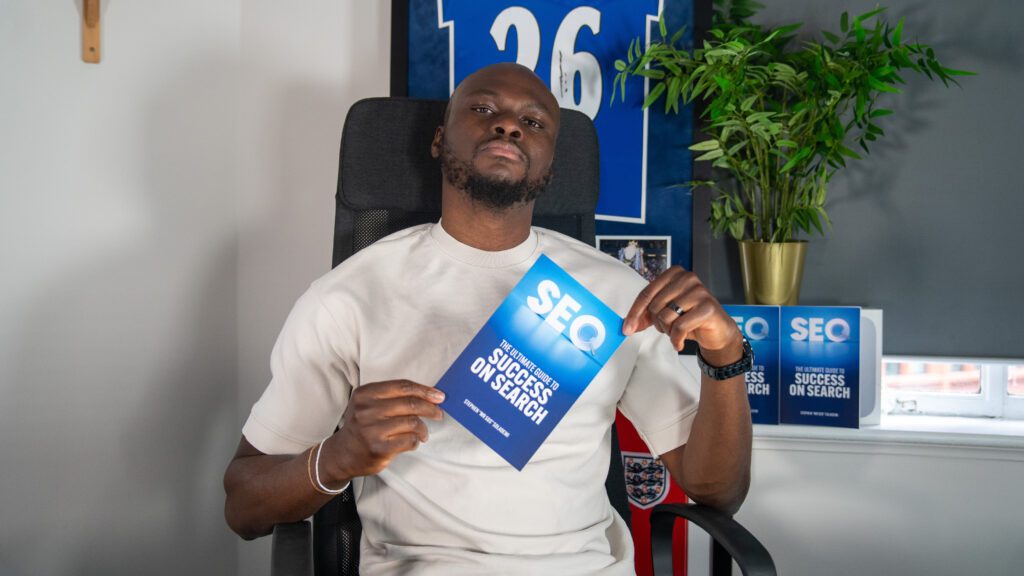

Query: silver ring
[[666, 302, 685, 316]]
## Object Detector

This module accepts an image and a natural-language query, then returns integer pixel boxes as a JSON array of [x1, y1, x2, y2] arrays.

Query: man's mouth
[[477, 140, 526, 162]]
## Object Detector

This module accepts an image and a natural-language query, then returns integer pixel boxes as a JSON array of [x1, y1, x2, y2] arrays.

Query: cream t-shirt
[[243, 223, 700, 575]]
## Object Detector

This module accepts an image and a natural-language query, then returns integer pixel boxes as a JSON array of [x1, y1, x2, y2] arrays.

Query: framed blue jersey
[[392, 0, 703, 272]]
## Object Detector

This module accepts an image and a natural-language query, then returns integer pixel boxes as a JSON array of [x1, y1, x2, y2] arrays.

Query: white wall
[[735, 433, 1024, 576], [235, 1, 391, 574], [0, 1, 388, 575]]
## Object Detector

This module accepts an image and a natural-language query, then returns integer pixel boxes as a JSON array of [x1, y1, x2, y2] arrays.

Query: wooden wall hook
[[82, 0, 101, 63]]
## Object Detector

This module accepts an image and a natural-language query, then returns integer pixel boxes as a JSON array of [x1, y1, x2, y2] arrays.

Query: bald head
[[431, 63, 561, 211], [445, 63, 561, 135]]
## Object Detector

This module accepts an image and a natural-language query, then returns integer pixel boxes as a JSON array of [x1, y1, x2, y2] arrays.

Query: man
[[224, 63, 751, 575]]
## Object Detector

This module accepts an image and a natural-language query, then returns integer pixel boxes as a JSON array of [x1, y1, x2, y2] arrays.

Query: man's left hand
[[622, 266, 743, 358]]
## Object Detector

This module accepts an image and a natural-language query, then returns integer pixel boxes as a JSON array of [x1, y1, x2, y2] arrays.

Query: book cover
[[779, 306, 861, 428], [724, 305, 780, 425], [435, 254, 627, 469]]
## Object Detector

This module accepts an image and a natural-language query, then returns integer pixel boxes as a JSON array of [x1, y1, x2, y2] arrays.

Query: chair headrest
[[338, 97, 600, 217]]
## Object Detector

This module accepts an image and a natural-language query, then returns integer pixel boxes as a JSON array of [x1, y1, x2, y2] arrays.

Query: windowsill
[[753, 415, 1024, 451]]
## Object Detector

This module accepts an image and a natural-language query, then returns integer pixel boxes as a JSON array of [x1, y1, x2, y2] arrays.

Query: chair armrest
[[650, 503, 776, 576], [271, 521, 313, 576]]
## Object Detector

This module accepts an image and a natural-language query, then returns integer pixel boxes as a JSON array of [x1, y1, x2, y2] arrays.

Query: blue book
[[724, 305, 780, 425], [435, 255, 627, 470], [779, 306, 861, 428]]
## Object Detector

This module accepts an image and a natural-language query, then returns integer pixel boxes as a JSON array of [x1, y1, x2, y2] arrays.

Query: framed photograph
[[391, 0, 711, 278], [596, 236, 671, 282]]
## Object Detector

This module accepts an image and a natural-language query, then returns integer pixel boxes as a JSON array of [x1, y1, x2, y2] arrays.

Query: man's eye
[[523, 118, 544, 129], [471, 106, 493, 114]]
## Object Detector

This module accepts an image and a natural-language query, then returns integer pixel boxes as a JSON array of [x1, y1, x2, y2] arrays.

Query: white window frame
[[883, 356, 1023, 420], [1004, 365, 1024, 419]]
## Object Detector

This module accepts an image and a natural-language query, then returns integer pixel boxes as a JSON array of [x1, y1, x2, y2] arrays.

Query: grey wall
[[234, 2, 392, 574], [704, 0, 1024, 358], [0, 2, 241, 574]]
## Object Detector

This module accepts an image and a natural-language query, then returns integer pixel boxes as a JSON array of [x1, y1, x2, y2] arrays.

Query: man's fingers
[[361, 380, 445, 403], [669, 304, 714, 350], [383, 433, 423, 455], [370, 415, 430, 444], [646, 272, 702, 319], [624, 267, 685, 335], [368, 397, 444, 421]]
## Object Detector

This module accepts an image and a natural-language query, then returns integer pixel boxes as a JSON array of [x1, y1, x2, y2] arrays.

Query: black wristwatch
[[696, 337, 754, 381]]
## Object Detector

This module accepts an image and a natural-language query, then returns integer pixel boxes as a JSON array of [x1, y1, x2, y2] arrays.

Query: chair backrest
[[332, 97, 601, 266], [317, 97, 627, 576]]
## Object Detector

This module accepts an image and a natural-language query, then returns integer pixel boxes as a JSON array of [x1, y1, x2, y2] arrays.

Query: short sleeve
[[242, 281, 359, 455], [617, 330, 701, 456]]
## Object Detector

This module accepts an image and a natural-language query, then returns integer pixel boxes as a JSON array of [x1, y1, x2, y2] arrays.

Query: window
[[1009, 366, 1024, 396], [882, 357, 1024, 419], [884, 362, 981, 395]]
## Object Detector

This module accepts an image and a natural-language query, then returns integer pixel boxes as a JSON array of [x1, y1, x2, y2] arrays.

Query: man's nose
[[491, 114, 522, 139]]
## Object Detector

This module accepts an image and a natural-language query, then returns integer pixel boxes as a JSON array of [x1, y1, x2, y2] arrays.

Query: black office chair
[[269, 97, 775, 576]]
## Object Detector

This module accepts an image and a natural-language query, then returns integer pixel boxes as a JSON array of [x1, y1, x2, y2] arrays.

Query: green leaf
[[729, 219, 746, 240], [942, 67, 977, 77], [659, 12, 668, 38], [868, 76, 901, 93], [672, 26, 686, 45], [666, 76, 681, 114], [856, 6, 887, 23], [740, 95, 758, 112], [727, 140, 748, 156], [712, 156, 732, 169], [872, 65, 896, 79], [809, 209, 824, 234], [780, 146, 812, 172], [838, 145, 862, 160], [689, 139, 721, 152], [765, 23, 803, 42], [892, 17, 904, 45], [746, 111, 775, 123], [869, 108, 894, 118], [777, 139, 799, 148], [695, 149, 725, 162], [822, 30, 840, 44], [633, 69, 666, 80], [642, 82, 667, 109], [840, 12, 849, 33], [614, 59, 627, 72]]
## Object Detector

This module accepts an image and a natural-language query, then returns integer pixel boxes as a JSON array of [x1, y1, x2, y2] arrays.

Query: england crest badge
[[622, 451, 669, 509]]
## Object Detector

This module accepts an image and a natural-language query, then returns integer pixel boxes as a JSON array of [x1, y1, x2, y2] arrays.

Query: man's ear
[[430, 126, 444, 159]]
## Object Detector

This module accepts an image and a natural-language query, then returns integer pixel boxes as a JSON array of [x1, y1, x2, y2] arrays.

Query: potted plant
[[613, 0, 971, 304]]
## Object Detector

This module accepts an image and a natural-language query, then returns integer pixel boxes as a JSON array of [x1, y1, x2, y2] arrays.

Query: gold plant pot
[[737, 240, 808, 306]]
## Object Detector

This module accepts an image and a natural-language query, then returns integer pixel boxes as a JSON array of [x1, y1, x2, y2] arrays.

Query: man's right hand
[[321, 380, 446, 483]]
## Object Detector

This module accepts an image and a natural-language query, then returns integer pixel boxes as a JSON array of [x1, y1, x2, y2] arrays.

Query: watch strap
[[696, 337, 754, 381]]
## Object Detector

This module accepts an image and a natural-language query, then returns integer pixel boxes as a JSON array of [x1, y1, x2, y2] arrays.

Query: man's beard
[[440, 139, 552, 211]]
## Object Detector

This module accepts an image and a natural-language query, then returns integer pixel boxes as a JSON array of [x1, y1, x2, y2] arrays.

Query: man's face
[[431, 64, 560, 210]]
